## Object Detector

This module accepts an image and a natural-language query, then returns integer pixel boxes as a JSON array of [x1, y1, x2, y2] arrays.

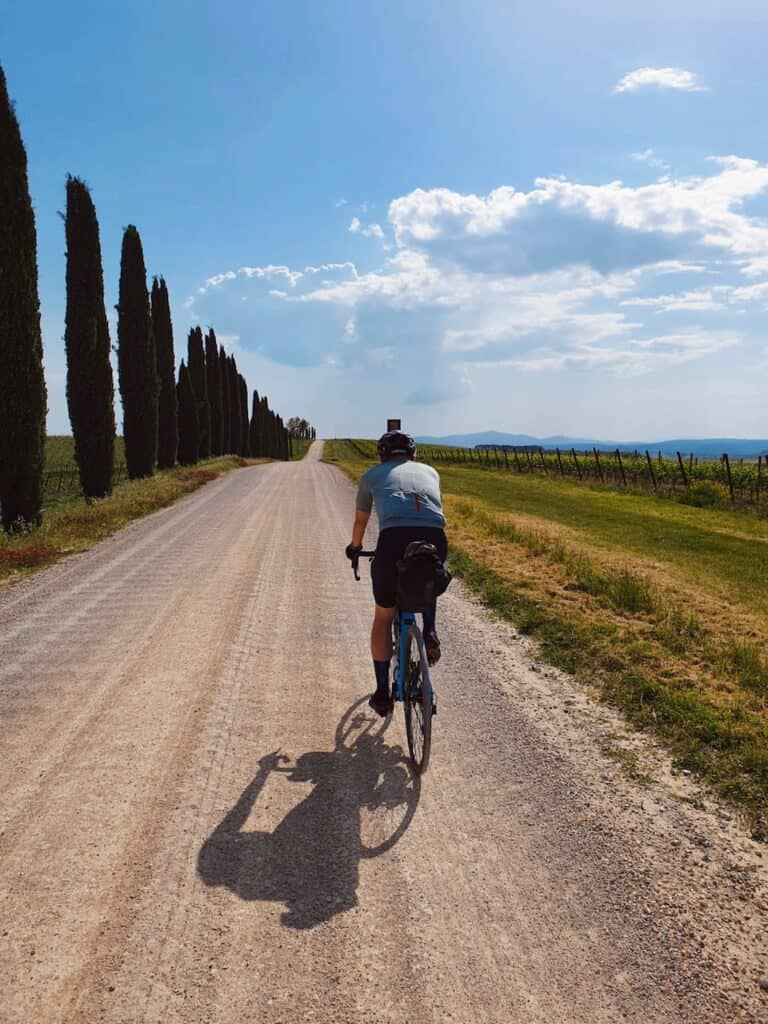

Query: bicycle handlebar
[[351, 550, 376, 581]]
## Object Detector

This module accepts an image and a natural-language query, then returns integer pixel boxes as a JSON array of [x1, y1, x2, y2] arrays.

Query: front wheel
[[403, 626, 432, 775]]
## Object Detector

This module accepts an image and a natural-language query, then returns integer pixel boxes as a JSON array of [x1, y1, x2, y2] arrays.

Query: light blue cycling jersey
[[356, 457, 446, 531]]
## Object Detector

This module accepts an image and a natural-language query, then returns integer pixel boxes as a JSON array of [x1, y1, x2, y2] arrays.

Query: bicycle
[[351, 550, 435, 775]]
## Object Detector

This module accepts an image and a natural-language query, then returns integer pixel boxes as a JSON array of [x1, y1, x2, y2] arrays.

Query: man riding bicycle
[[346, 430, 447, 717]]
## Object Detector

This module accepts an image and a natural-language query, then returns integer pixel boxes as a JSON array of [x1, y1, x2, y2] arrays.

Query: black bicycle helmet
[[377, 430, 416, 460]]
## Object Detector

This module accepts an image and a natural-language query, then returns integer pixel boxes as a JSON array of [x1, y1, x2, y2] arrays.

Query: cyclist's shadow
[[197, 697, 420, 930]]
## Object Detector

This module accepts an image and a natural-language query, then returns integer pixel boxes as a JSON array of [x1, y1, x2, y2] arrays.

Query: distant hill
[[415, 431, 768, 458]]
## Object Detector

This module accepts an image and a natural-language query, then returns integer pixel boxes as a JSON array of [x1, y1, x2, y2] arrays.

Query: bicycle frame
[[392, 610, 434, 706]]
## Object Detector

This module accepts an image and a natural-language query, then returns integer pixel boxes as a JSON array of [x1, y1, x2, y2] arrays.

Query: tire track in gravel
[[1, 441, 767, 1024]]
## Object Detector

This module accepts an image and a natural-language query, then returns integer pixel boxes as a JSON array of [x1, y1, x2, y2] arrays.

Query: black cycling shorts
[[370, 526, 448, 608]]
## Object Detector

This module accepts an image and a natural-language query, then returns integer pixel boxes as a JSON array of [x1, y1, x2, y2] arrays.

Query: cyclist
[[346, 430, 447, 717]]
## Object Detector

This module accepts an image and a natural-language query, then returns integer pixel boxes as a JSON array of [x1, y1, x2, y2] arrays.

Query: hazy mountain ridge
[[415, 432, 768, 458]]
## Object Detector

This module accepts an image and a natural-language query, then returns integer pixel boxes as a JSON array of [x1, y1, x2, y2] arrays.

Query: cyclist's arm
[[351, 508, 370, 548], [352, 475, 373, 547]]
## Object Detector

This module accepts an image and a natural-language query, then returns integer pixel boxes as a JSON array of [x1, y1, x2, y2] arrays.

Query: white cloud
[[620, 288, 726, 312], [388, 159, 768, 274], [631, 148, 668, 171], [343, 317, 358, 343], [240, 264, 303, 287], [456, 329, 740, 377], [731, 279, 768, 303], [333, 198, 348, 207], [348, 216, 385, 240], [188, 156, 766, 382], [613, 67, 707, 94]]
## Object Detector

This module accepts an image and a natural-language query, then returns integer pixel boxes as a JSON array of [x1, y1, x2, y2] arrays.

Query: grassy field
[[0, 456, 263, 586], [289, 437, 313, 460], [324, 439, 768, 836], [45, 435, 126, 470]]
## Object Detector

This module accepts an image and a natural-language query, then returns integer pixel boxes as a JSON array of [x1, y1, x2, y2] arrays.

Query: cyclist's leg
[[422, 529, 447, 663], [369, 531, 400, 714], [371, 603, 397, 661]]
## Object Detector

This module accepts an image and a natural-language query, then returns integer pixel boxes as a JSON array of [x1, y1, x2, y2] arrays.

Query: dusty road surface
[[1, 440, 767, 1024]]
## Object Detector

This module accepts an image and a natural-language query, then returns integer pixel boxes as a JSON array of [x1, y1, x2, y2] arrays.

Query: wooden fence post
[[757, 455, 762, 502], [616, 448, 627, 486], [645, 450, 657, 490], [512, 448, 522, 473], [539, 449, 548, 474], [494, 446, 501, 469], [503, 448, 510, 471], [524, 448, 534, 472], [676, 451, 689, 488], [555, 448, 564, 475], [593, 448, 604, 482], [722, 453, 735, 501], [571, 447, 582, 480]]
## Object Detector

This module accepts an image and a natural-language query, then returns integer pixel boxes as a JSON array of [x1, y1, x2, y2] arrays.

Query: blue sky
[[6, 0, 768, 440]]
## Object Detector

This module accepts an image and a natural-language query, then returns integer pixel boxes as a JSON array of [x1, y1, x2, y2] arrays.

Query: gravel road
[[1, 440, 766, 1024]]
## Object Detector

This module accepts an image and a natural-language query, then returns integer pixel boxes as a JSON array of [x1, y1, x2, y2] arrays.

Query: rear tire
[[403, 626, 432, 775]]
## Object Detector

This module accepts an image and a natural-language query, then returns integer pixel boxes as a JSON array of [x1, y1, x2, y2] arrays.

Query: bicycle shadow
[[197, 697, 420, 930]]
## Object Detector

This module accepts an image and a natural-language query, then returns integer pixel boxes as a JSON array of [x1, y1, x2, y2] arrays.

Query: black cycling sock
[[373, 659, 391, 694], [422, 603, 437, 636]]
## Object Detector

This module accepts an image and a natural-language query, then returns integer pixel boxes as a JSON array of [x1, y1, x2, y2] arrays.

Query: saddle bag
[[395, 541, 452, 612]]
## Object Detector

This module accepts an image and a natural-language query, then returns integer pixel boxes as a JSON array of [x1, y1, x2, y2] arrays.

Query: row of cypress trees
[[176, 328, 291, 465], [0, 65, 294, 532]]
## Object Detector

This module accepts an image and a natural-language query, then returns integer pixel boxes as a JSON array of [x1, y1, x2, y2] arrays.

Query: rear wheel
[[403, 626, 432, 775]]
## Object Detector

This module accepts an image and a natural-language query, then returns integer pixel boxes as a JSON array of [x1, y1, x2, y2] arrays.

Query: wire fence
[[42, 463, 128, 496], [414, 444, 768, 506]]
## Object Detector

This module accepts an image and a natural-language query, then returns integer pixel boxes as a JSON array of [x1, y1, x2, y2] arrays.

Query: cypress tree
[[205, 328, 223, 455], [249, 389, 260, 457], [261, 395, 272, 457], [152, 277, 177, 469], [187, 326, 210, 458], [229, 357, 242, 456], [238, 374, 249, 456], [176, 360, 199, 465], [0, 67, 47, 530], [220, 345, 231, 454], [64, 176, 115, 499], [117, 225, 158, 478]]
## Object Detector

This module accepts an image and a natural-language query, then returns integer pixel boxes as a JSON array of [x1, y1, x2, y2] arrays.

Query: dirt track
[[1, 440, 767, 1024]]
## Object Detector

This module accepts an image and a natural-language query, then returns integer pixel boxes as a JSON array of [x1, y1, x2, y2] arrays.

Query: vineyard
[[339, 439, 768, 508]]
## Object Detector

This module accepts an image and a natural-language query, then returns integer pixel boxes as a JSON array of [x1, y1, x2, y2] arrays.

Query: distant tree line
[[0, 64, 291, 532], [286, 417, 316, 441]]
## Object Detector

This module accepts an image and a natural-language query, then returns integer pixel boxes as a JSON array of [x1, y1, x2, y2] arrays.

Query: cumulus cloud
[[187, 156, 768, 383], [613, 67, 707, 94]]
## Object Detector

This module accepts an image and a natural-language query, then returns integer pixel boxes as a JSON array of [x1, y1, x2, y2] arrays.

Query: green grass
[[289, 437, 313, 461], [441, 466, 768, 617], [325, 439, 768, 835], [0, 456, 262, 585], [45, 435, 126, 470]]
